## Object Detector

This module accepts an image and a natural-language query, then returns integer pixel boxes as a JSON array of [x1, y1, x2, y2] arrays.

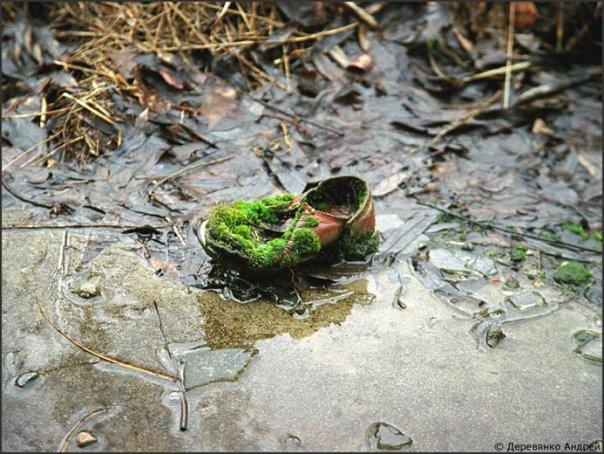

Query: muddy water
[[1, 216, 601, 451]]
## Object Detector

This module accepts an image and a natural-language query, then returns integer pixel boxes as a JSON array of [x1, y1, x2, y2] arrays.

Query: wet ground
[[2, 206, 602, 451], [2, 2, 602, 451]]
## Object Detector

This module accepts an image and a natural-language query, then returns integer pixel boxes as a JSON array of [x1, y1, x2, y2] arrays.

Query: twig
[[153, 302, 188, 431], [20, 135, 85, 168], [151, 154, 234, 189], [412, 198, 601, 254], [216, 2, 231, 21], [35, 297, 176, 382], [166, 217, 187, 247], [247, 94, 344, 137], [61, 93, 118, 128], [2, 131, 62, 172], [503, 2, 516, 109], [343, 2, 379, 29], [556, 1, 564, 52], [420, 90, 502, 151], [2, 179, 55, 209], [58, 408, 107, 452], [2, 223, 167, 230], [462, 61, 531, 84], [57, 230, 68, 277]]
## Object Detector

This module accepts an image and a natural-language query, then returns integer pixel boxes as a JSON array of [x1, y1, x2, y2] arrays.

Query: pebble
[[74, 280, 100, 298], [15, 371, 39, 388], [76, 431, 98, 448]]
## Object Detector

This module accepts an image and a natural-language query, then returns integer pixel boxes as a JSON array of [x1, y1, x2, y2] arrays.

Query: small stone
[[75, 430, 98, 448], [584, 285, 603, 305], [368, 422, 413, 450], [74, 279, 101, 298], [573, 330, 602, 363], [506, 291, 545, 312], [15, 371, 39, 388], [573, 329, 598, 343]]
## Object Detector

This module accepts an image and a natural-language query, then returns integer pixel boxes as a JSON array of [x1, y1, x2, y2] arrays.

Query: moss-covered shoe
[[198, 176, 378, 274]]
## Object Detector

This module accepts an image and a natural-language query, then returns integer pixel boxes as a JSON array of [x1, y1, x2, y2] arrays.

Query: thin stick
[[2, 131, 62, 171], [166, 217, 187, 247], [57, 230, 68, 277], [503, 2, 516, 109], [58, 408, 107, 452], [152, 154, 234, 189], [343, 2, 379, 29], [423, 90, 502, 150], [35, 298, 176, 382], [247, 94, 344, 137], [216, 2, 231, 21], [153, 302, 188, 431], [61, 93, 118, 127], [20, 135, 85, 168], [2, 223, 167, 230], [412, 199, 601, 254], [556, 1, 564, 52], [463, 61, 531, 84]]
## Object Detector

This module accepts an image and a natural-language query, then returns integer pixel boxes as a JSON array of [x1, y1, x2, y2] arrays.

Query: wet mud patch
[[197, 280, 370, 349]]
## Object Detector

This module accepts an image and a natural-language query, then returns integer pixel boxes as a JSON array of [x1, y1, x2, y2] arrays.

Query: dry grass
[[2, 1, 599, 164], [3, 2, 362, 162]]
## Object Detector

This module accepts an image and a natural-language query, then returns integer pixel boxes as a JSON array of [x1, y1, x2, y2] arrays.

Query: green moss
[[573, 329, 598, 343], [538, 230, 562, 242], [206, 193, 325, 271], [292, 228, 321, 255], [553, 262, 592, 286], [593, 231, 602, 243], [340, 231, 379, 261], [302, 215, 319, 228], [233, 224, 252, 239], [311, 201, 330, 212], [563, 222, 590, 240], [250, 238, 287, 269], [510, 245, 528, 263], [436, 212, 458, 223], [283, 228, 322, 266]]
